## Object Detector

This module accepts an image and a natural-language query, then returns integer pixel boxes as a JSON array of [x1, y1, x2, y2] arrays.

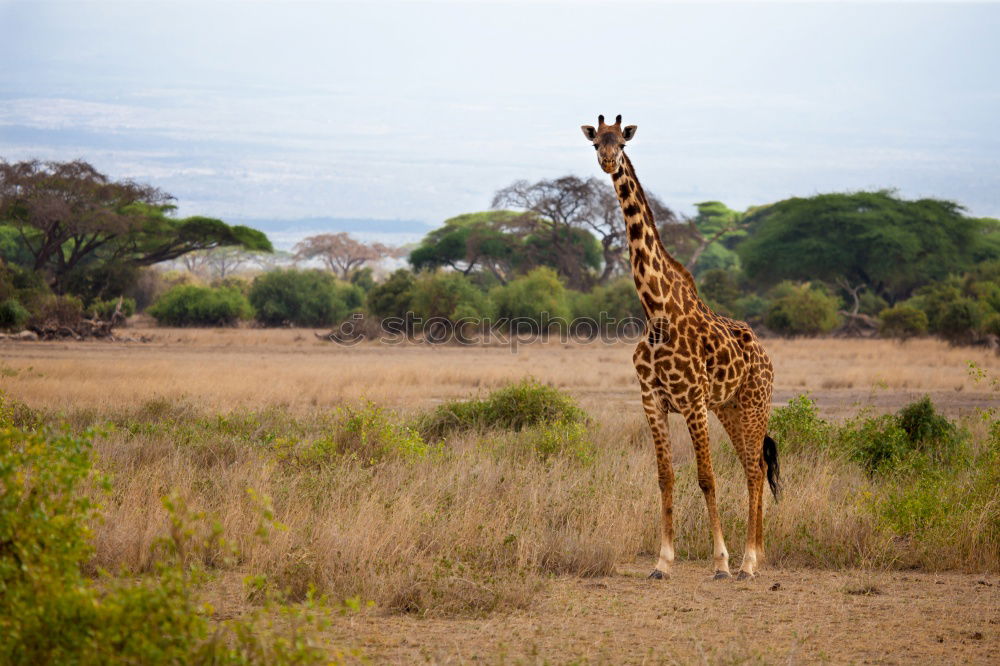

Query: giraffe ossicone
[[582, 114, 781, 581]]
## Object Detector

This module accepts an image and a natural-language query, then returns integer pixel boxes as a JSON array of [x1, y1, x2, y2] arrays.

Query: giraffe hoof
[[648, 569, 667, 580], [735, 571, 755, 582], [713, 570, 732, 581]]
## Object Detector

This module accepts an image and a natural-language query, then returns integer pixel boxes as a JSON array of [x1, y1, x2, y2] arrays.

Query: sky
[[1, 0, 999, 247]]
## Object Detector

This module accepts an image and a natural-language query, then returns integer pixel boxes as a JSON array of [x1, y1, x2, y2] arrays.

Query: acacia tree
[[0, 159, 272, 293], [409, 211, 527, 283], [738, 190, 1000, 301], [293, 232, 397, 279], [493, 175, 687, 287]]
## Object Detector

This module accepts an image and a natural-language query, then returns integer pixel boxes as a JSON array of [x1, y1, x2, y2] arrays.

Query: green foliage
[[768, 394, 833, 453], [26, 293, 84, 327], [518, 418, 596, 465], [838, 414, 912, 474], [491, 267, 571, 329], [896, 396, 965, 464], [878, 305, 928, 339], [366, 269, 416, 322], [568, 276, 643, 330], [410, 211, 522, 275], [409, 270, 494, 324], [689, 201, 747, 274], [839, 396, 967, 474], [86, 297, 137, 320], [149, 285, 254, 327], [349, 266, 376, 293], [936, 297, 985, 343], [420, 379, 586, 439], [336, 402, 429, 463], [763, 282, 841, 336], [0, 298, 29, 331], [0, 418, 328, 665], [250, 269, 362, 327], [739, 191, 997, 301]]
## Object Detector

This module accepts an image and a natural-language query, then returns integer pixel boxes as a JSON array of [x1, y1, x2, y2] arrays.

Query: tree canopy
[[0, 160, 271, 293], [409, 210, 601, 288], [293, 232, 397, 278], [737, 190, 999, 301]]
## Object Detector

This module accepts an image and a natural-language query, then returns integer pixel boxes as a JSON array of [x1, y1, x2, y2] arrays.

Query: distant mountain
[[232, 217, 433, 235]]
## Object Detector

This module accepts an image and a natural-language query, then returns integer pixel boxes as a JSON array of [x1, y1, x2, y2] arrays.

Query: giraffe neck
[[612, 152, 700, 321]]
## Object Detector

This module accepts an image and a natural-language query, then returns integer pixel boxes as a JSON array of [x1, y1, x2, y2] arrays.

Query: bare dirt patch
[[318, 560, 1000, 664]]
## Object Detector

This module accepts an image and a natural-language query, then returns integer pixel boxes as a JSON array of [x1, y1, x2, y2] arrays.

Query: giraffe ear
[[581, 125, 597, 141], [622, 125, 638, 141]]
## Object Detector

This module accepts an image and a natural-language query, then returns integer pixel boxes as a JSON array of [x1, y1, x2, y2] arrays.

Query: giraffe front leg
[[638, 385, 674, 580], [684, 403, 731, 579]]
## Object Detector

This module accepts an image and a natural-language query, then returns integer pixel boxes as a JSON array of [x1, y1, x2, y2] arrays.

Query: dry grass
[[2, 330, 998, 418], [1, 332, 998, 633]]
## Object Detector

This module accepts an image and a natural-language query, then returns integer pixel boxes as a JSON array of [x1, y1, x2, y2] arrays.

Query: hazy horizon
[[2, 0, 999, 235]]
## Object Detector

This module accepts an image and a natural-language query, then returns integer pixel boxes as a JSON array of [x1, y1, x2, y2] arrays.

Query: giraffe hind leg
[[683, 402, 730, 578]]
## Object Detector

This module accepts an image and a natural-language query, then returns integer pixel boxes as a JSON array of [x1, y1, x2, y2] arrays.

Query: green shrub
[[421, 379, 586, 438], [0, 423, 327, 665], [838, 397, 967, 475], [335, 402, 429, 463], [86, 296, 137, 320], [936, 297, 985, 343], [768, 394, 832, 453], [250, 269, 362, 327], [590, 277, 644, 324], [879, 304, 928, 339], [896, 395, 966, 464], [26, 293, 84, 328], [367, 269, 416, 325], [858, 291, 889, 317], [838, 413, 911, 474], [764, 282, 841, 336], [148, 285, 253, 326], [698, 269, 743, 317], [0, 298, 29, 331], [491, 267, 571, 331], [518, 418, 596, 465], [409, 270, 493, 325]]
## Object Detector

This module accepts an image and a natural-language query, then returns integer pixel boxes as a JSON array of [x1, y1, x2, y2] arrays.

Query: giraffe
[[581, 114, 781, 581]]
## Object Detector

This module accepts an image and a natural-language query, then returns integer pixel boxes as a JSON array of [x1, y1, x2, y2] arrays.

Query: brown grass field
[[2, 329, 999, 664]]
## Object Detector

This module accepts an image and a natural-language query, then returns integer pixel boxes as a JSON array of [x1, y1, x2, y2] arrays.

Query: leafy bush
[[768, 394, 832, 453], [576, 276, 644, 323], [838, 413, 911, 474], [518, 418, 596, 465], [763, 282, 841, 336], [491, 267, 571, 331], [250, 269, 362, 327], [896, 396, 965, 464], [20, 293, 85, 330], [86, 296, 137, 320], [367, 269, 416, 325], [420, 379, 586, 438], [409, 270, 494, 325], [0, 421, 327, 664], [335, 402, 429, 463], [148, 285, 253, 326], [879, 304, 928, 339], [838, 396, 967, 474], [698, 269, 743, 317], [935, 297, 985, 343], [0, 298, 29, 331]]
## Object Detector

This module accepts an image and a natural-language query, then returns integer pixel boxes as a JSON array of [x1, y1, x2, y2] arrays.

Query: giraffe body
[[582, 115, 779, 580]]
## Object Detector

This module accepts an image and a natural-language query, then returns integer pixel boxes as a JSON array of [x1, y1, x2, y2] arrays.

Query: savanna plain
[[2, 330, 999, 664]]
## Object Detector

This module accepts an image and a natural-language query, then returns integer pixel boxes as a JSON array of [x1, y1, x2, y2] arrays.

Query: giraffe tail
[[763, 434, 782, 501]]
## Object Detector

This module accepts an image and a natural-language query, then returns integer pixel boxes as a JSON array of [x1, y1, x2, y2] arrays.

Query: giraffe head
[[581, 114, 638, 174]]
